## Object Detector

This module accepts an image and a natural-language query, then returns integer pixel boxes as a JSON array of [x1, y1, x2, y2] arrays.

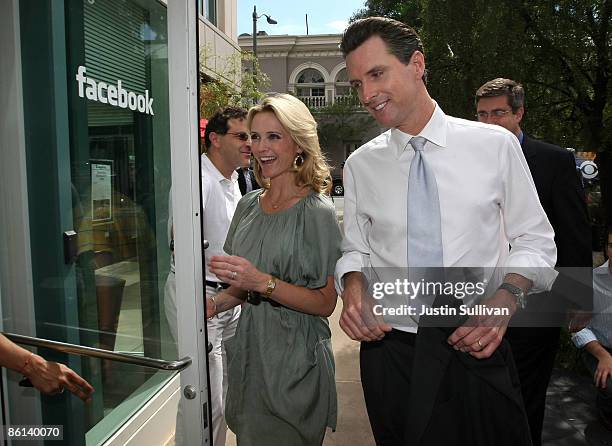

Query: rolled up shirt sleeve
[[335, 161, 370, 295], [499, 134, 558, 292], [572, 327, 598, 348]]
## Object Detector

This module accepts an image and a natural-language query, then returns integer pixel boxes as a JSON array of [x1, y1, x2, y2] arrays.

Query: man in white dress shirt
[[336, 17, 557, 445], [166, 106, 251, 445], [573, 226, 612, 430]]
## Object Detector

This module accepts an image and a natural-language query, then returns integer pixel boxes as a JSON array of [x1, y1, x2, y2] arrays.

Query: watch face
[[500, 283, 526, 309], [265, 277, 276, 298]]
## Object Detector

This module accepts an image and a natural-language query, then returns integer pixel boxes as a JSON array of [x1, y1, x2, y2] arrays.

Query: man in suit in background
[[476, 77, 592, 446], [237, 166, 259, 195]]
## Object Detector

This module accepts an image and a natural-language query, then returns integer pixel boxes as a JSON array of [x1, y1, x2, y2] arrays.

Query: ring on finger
[[477, 339, 484, 349], [231, 271, 237, 280]]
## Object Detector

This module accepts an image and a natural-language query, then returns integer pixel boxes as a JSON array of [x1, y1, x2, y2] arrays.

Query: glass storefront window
[[14, 0, 177, 443]]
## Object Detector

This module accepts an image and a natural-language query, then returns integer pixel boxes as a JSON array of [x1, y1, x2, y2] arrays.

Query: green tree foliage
[[312, 94, 376, 153], [199, 49, 270, 119], [353, 0, 612, 227], [352, 0, 611, 154]]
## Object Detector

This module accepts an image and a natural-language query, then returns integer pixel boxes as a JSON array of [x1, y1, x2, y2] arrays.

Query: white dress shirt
[[335, 104, 557, 331], [201, 154, 242, 282], [573, 261, 612, 349]]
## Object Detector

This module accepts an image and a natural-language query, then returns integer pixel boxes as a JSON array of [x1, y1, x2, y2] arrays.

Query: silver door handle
[[4, 332, 192, 371]]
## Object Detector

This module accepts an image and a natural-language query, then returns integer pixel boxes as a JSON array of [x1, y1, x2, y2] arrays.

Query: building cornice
[[238, 33, 341, 54]]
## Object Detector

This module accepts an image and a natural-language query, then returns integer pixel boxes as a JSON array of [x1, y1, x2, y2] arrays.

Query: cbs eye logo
[[579, 161, 598, 180]]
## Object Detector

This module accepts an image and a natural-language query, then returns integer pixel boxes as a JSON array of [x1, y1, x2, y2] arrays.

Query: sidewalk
[[544, 368, 611, 445]]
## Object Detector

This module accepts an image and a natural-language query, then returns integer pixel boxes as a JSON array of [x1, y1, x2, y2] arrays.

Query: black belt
[[205, 280, 230, 290], [247, 291, 283, 308]]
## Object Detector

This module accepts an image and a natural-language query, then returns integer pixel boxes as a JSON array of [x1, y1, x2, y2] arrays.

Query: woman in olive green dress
[[207, 93, 342, 445]]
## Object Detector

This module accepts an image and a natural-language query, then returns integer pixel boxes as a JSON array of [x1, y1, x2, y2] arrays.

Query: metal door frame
[[168, 1, 211, 444]]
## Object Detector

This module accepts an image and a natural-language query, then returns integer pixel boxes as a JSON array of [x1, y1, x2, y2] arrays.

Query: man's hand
[[206, 296, 217, 319], [595, 355, 612, 389], [447, 288, 517, 359], [23, 354, 94, 402], [339, 272, 392, 342]]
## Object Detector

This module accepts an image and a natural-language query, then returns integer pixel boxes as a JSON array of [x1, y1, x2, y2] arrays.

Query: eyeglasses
[[224, 131, 250, 142], [475, 109, 512, 120]]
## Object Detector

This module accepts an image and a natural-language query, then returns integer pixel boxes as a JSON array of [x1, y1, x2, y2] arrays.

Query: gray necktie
[[407, 136, 443, 268]]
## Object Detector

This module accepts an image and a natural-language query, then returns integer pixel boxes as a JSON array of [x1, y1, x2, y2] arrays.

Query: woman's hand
[[208, 256, 270, 293], [209, 255, 269, 293]]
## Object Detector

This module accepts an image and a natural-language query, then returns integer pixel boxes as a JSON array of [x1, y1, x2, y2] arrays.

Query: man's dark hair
[[204, 106, 247, 149], [475, 78, 525, 112], [340, 17, 426, 83]]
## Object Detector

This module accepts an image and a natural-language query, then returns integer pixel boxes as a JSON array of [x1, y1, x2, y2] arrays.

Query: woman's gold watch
[[263, 276, 277, 299]]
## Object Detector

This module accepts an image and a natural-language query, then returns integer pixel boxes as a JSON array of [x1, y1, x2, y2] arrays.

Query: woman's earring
[[293, 153, 305, 169]]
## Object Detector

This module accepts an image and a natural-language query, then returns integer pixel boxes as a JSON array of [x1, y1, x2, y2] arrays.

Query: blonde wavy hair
[[247, 93, 332, 194]]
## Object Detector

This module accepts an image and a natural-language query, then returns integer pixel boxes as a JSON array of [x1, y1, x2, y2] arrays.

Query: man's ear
[[209, 132, 221, 149], [515, 106, 525, 123], [411, 50, 426, 79]]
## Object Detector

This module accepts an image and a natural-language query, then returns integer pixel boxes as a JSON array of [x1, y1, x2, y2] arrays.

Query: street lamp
[[252, 5, 277, 75]]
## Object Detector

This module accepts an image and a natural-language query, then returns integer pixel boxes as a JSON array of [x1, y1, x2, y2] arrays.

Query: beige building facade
[[199, 0, 242, 84]]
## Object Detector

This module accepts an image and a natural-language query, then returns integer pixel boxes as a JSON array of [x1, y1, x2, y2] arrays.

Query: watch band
[[263, 276, 277, 299], [498, 282, 527, 310]]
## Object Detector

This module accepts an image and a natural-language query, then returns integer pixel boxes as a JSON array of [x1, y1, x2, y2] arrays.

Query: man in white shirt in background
[[165, 106, 251, 445], [573, 226, 612, 431], [336, 17, 557, 445]]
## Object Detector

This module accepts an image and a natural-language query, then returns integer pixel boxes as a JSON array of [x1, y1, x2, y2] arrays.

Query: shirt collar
[[389, 102, 448, 156], [202, 154, 238, 183], [595, 260, 610, 275]]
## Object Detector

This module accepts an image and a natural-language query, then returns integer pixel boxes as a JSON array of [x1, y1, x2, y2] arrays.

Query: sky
[[237, 0, 366, 36]]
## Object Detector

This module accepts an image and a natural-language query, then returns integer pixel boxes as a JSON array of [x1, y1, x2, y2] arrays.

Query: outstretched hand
[[23, 354, 94, 402]]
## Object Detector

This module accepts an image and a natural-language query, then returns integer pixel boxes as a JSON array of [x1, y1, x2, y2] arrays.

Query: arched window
[[296, 68, 325, 98], [335, 67, 350, 97]]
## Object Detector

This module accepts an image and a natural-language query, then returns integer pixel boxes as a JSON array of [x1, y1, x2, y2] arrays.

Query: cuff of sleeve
[[334, 252, 365, 295], [572, 328, 597, 348], [504, 256, 558, 294]]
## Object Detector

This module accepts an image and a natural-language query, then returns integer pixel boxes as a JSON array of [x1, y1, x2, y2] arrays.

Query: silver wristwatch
[[498, 282, 527, 310]]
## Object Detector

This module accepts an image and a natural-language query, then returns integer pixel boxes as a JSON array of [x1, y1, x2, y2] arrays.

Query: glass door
[[0, 0, 208, 444]]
